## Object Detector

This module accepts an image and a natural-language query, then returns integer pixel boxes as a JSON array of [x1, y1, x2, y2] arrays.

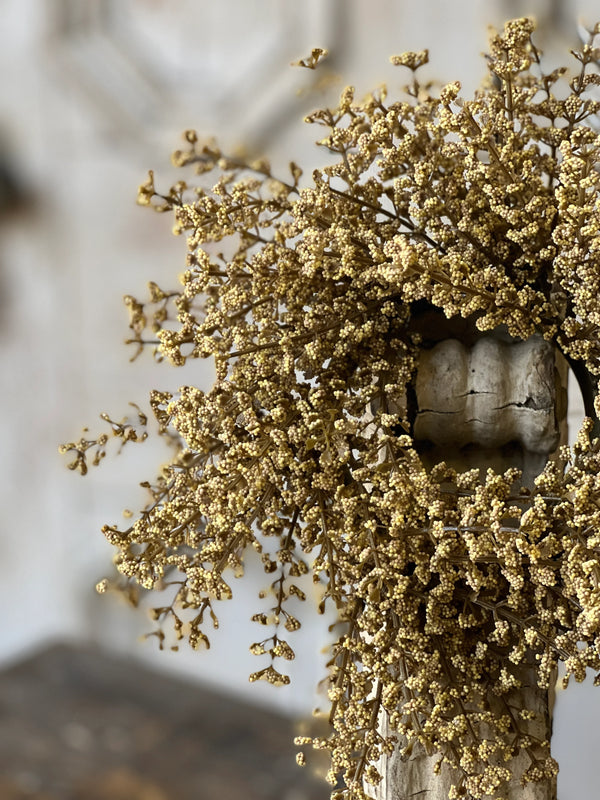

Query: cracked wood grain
[[414, 336, 559, 454], [367, 334, 565, 800]]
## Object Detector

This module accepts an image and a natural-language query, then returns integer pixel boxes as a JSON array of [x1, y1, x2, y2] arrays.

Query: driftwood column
[[369, 330, 567, 800]]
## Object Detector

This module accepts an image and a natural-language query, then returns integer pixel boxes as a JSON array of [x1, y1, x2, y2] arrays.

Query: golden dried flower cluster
[[62, 18, 600, 800]]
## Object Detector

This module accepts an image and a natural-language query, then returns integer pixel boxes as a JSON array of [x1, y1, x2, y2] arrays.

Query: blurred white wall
[[0, 0, 599, 795]]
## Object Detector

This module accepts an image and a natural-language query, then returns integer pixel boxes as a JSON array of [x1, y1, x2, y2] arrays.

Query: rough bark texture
[[368, 335, 567, 800]]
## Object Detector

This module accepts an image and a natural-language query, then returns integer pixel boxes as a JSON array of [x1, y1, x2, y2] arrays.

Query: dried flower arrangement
[[61, 18, 600, 800]]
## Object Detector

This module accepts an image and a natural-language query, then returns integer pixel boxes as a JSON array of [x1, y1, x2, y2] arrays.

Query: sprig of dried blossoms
[[62, 18, 600, 800]]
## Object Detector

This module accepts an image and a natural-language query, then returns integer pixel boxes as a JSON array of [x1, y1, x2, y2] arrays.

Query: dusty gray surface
[[0, 643, 328, 800]]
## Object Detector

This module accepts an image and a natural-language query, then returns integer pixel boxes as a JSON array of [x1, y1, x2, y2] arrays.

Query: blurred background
[[1, 0, 600, 797]]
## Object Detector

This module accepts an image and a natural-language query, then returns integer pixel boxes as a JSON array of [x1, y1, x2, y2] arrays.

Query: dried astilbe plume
[[62, 17, 600, 800]]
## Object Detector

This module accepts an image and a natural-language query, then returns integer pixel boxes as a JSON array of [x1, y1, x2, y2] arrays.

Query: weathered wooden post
[[368, 316, 567, 800]]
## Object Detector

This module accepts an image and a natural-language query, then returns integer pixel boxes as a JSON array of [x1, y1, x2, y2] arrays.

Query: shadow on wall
[[0, 140, 32, 330]]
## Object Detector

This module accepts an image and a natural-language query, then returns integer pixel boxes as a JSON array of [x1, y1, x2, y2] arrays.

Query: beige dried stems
[[61, 18, 600, 800]]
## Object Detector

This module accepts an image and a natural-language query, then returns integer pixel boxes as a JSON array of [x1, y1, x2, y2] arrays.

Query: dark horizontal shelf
[[0, 643, 328, 800]]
